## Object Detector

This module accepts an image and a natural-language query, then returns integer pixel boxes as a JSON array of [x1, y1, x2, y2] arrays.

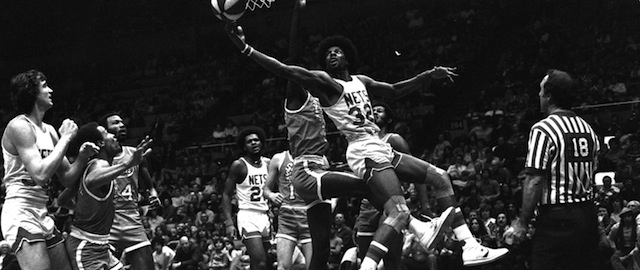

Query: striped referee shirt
[[525, 111, 600, 205]]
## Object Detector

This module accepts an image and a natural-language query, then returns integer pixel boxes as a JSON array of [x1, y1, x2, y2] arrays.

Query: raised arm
[[357, 66, 457, 98], [5, 118, 77, 187], [225, 23, 342, 102], [263, 153, 284, 206], [55, 139, 100, 188], [84, 137, 152, 190]]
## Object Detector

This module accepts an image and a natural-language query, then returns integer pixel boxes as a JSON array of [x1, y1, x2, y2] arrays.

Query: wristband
[[240, 44, 250, 54], [224, 220, 234, 227]]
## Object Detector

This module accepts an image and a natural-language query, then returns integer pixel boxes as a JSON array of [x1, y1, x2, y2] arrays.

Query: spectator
[[598, 176, 621, 201], [447, 155, 474, 181], [206, 238, 230, 270], [469, 117, 494, 143], [224, 120, 238, 142], [173, 236, 203, 270], [328, 227, 343, 270], [212, 124, 227, 143], [333, 213, 354, 251], [163, 198, 178, 221], [602, 138, 625, 171], [491, 213, 511, 248], [480, 205, 497, 234], [152, 237, 176, 270], [0, 240, 19, 270], [476, 169, 501, 203], [148, 209, 165, 232], [432, 133, 452, 162], [608, 207, 637, 270], [402, 231, 438, 270], [196, 212, 216, 233], [611, 197, 625, 224], [196, 201, 216, 226], [469, 217, 494, 247]]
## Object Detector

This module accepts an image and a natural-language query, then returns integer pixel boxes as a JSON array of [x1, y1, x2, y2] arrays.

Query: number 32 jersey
[[323, 75, 380, 142], [237, 157, 269, 212], [112, 146, 140, 210]]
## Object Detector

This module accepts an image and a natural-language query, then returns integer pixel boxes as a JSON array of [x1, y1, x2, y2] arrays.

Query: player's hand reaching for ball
[[428, 66, 458, 82], [225, 22, 247, 50], [126, 136, 153, 168]]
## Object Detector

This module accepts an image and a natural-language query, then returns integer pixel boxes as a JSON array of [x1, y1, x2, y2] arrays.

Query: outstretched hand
[[126, 136, 153, 168], [429, 66, 458, 82], [225, 22, 246, 50]]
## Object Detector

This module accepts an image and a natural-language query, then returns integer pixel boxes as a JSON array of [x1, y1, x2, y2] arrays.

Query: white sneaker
[[416, 206, 455, 250], [462, 244, 509, 266]]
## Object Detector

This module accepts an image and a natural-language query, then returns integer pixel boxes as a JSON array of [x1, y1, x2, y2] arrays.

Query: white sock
[[407, 216, 423, 235], [360, 257, 378, 270], [453, 224, 479, 248]]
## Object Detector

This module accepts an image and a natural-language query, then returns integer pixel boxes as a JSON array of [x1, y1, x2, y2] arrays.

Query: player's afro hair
[[236, 126, 267, 152], [316, 35, 358, 72], [74, 122, 103, 153]]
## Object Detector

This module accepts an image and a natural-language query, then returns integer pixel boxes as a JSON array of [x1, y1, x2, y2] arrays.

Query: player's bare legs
[[125, 246, 154, 270], [243, 237, 270, 270], [16, 242, 52, 270], [394, 153, 509, 266], [49, 243, 73, 270], [359, 162, 454, 270]]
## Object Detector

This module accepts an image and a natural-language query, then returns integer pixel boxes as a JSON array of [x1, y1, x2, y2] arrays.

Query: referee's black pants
[[532, 201, 599, 270]]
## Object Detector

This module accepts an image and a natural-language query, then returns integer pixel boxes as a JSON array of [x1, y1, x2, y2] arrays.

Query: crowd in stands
[[1, 0, 640, 269]]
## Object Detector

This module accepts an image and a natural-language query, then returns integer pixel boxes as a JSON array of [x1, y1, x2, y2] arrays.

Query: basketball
[[211, 0, 248, 21]]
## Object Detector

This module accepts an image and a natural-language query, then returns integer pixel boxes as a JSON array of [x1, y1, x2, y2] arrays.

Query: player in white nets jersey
[[226, 24, 508, 268], [2, 70, 98, 270], [222, 126, 272, 270]]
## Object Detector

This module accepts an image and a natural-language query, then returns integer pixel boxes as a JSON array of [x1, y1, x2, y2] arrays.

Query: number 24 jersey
[[112, 146, 140, 210]]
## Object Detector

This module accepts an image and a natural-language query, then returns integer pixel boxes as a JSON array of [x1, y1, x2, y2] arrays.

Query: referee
[[511, 69, 601, 270]]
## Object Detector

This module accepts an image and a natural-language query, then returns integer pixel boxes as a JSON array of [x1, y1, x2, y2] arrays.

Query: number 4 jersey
[[236, 157, 269, 212], [322, 75, 380, 142], [112, 146, 140, 210]]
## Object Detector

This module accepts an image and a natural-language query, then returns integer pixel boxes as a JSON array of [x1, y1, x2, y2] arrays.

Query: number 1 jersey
[[236, 157, 269, 212]]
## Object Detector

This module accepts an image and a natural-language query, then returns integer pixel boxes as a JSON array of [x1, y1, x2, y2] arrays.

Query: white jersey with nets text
[[2, 115, 55, 205], [322, 76, 380, 142], [236, 157, 269, 212]]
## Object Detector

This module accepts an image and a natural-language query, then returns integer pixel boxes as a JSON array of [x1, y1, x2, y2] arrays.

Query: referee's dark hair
[[236, 126, 266, 152], [544, 69, 577, 110]]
